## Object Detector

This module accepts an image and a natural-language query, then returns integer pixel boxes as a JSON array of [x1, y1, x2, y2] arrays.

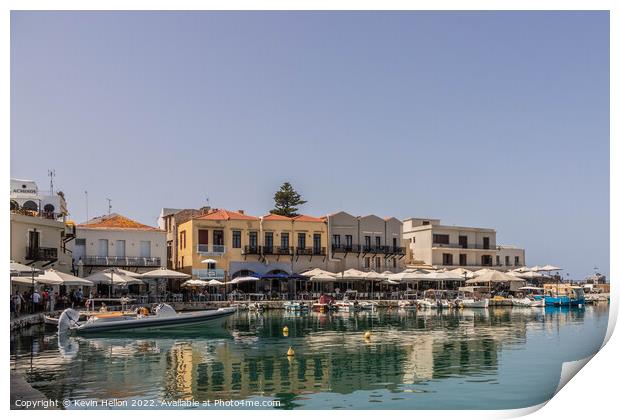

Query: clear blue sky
[[11, 11, 609, 280]]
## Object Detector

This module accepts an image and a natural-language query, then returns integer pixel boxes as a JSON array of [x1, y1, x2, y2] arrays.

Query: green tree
[[270, 182, 307, 217]]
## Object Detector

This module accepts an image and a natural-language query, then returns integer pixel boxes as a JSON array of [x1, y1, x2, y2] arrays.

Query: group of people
[[10, 288, 86, 318]]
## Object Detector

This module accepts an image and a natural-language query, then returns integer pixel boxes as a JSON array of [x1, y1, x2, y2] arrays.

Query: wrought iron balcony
[[82, 256, 161, 267], [242, 245, 261, 255], [263, 246, 275, 255], [26, 246, 58, 261], [432, 242, 498, 250], [331, 244, 361, 253], [196, 244, 226, 255], [297, 247, 326, 256], [276, 246, 294, 255]]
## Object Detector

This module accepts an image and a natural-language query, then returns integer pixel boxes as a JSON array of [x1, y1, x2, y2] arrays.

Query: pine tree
[[270, 182, 307, 217]]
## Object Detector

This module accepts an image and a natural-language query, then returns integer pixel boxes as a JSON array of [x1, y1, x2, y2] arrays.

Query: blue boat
[[544, 286, 585, 307]]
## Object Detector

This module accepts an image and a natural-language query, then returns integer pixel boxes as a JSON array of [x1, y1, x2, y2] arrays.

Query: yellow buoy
[[287, 346, 295, 357], [364, 331, 371, 340], [283, 326, 289, 334]]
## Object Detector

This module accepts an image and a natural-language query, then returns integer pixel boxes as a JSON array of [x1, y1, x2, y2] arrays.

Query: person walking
[[12, 293, 23, 317], [31, 290, 41, 312]]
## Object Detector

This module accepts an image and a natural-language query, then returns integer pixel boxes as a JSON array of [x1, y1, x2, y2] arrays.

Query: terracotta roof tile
[[262, 214, 292, 221], [196, 209, 259, 221], [292, 215, 325, 223], [79, 214, 160, 230]]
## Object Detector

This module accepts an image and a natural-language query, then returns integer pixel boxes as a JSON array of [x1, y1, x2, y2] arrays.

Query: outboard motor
[[57, 308, 81, 334], [153, 303, 177, 318]]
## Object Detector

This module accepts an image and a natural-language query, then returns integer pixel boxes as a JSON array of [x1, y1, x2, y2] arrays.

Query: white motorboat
[[58, 303, 235, 334], [511, 297, 533, 307], [334, 299, 358, 312], [358, 301, 378, 311], [455, 291, 489, 308]]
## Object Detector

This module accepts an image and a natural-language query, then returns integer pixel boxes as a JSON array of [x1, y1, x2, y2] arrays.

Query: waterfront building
[[73, 213, 166, 275], [159, 207, 209, 269], [326, 211, 405, 273], [175, 209, 329, 282], [10, 178, 75, 272], [495, 245, 526, 270], [403, 217, 525, 270]]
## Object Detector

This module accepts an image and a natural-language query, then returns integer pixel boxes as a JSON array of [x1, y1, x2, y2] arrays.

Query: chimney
[[238, 210, 245, 215]]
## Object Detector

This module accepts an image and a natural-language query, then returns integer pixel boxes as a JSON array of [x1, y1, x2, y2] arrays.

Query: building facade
[[159, 207, 209, 269], [326, 211, 405, 273], [73, 213, 166, 275], [175, 209, 330, 280], [10, 178, 74, 272], [403, 217, 525, 270]]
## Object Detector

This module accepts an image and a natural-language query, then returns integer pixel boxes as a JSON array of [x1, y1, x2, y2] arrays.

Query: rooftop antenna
[[106, 198, 112, 215], [48, 169, 56, 194], [85, 190, 89, 221]]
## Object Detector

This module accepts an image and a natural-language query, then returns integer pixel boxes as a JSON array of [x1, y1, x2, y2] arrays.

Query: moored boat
[[58, 303, 236, 334]]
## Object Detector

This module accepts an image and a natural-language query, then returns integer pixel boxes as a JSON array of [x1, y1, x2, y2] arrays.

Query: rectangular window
[[140, 241, 151, 258], [442, 253, 453, 265], [198, 229, 209, 245], [459, 235, 468, 248], [483, 237, 490, 250], [116, 240, 126, 257], [515, 256, 520, 266], [180, 231, 186, 249], [433, 234, 450, 245], [496, 255, 500, 265], [505, 256, 510, 266], [213, 230, 224, 245], [98, 239, 109, 257], [181, 256, 184, 269], [392, 237, 398, 248], [313, 234, 321, 253], [375, 236, 381, 247], [232, 230, 241, 248], [459, 254, 467, 266], [345, 235, 353, 248], [281, 232, 289, 249], [422, 220, 430, 225], [333, 234, 341, 247], [264, 232, 274, 250], [297, 233, 306, 249], [249, 231, 258, 248], [375, 257, 381, 269], [364, 236, 371, 248], [364, 257, 370, 268]]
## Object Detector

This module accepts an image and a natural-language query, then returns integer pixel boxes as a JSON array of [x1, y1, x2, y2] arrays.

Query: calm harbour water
[[10, 305, 609, 410]]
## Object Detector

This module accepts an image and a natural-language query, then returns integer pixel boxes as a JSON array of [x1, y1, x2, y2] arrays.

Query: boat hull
[[72, 308, 235, 334]]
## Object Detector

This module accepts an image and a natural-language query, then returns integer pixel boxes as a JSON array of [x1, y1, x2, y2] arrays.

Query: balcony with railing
[[432, 242, 499, 251], [196, 244, 226, 255], [296, 247, 326, 256], [332, 244, 406, 255], [242, 245, 261, 255], [82, 255, 161, 267], [192, 268, 226, 280], [26, 246, 58, 261]]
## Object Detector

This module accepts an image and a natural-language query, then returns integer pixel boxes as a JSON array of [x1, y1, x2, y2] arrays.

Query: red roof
[[262, 214, 292, 221], [79, 214, 160, 230], [293, 215, 325, 223], [195, 209, 259, 221]]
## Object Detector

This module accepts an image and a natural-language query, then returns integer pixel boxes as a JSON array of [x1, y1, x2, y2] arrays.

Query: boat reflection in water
[[10, 305, 608, 410]]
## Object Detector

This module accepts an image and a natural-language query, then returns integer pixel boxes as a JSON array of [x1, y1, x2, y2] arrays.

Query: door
[[483, 237, 490, 250], [74, 238, 86, 261], [98, 239, 109, 257], [459, 235, 468, 248]]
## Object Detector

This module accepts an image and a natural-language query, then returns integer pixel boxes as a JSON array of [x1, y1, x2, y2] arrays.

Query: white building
[[73, 213, 166, 275], [403, 217, 525, 270], [10, 178, 75, 272]]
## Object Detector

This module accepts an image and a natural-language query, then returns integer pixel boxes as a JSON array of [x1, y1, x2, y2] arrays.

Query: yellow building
[[175, 209, 329, 281]]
